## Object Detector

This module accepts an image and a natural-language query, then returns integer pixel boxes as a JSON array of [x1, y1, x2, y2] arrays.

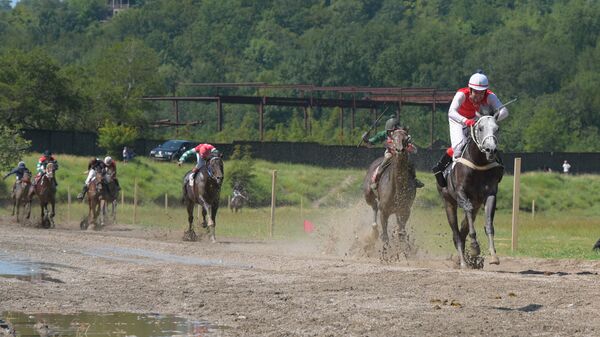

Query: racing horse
[[28, 162, 57, 228], [437, 115, 504, 268], [11, 171, 32, 223], [84, 169, 103, 230], [100, 165, 118, 225], [182, 153, 224, 242], [229, 191, 246, 213], [363, 128, 417, 245]]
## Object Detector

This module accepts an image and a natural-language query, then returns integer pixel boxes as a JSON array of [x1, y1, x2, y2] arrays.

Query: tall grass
[[1, 153, 600, 260]]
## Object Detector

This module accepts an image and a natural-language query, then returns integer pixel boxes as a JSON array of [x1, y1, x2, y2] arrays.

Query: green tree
[[97, 121, 139, 158], [0, 125, 31, 171]]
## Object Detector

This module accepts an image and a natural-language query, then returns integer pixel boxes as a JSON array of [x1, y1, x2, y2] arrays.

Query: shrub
[[98, 121, 138, 158]]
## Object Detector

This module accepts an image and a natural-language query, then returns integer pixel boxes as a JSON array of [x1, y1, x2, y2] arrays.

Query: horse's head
[[472, 116, 499, 161], [103, 167, 115, 184], [45, 162, 56, 179], [389, 128, 411, 154], [207, 155, 224, 185]]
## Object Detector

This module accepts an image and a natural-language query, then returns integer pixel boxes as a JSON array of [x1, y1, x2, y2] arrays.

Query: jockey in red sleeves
[[34, 150, 58, 187], [431, 72, 509, 187], [177, 143, 220, 180]]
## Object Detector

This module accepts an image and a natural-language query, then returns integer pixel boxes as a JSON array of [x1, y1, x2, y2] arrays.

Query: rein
[[206, 157, 222, 183], [470, 116, 498, 153]]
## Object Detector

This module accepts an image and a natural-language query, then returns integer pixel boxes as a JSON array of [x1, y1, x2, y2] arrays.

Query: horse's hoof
[[489, 256, 500, 265]]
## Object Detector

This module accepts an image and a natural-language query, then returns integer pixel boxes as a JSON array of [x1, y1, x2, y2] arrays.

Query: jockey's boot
[[191, 167, 200, 181], [52, 177, 58, 187], [77, 184, 88, 200], [370, 167, 381, 191], [409, 164, 425, 188], [431, 153, 453, 188]]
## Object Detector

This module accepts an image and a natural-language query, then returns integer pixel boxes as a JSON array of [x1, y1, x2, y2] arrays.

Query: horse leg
[[484, 194, 500, 265], [444, 201, 467, 268], [50, 200, 56, 228], [379, 210, 391, 244], [183, 200, 197, 241], [466, 205, 481, 256], [201, 207, 208, 228], [207, 204, 218, 243]]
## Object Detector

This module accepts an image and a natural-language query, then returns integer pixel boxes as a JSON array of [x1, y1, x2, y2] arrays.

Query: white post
[[511, 158, 521, 252], [532, 199, 535, 220], [165, 193, 168, 212], [67, 185, 71, 225]]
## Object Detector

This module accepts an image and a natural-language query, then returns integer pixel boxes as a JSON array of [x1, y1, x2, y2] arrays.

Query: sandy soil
[[1, 216, 600, 337]]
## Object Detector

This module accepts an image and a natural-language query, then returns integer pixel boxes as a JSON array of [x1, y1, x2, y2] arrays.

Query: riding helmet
[[468, 73, 489, 91], [385, 117, 400, 131], [43, 150, 52, 156], [104, 156, 113, 165], [18, 161, 25, 168]]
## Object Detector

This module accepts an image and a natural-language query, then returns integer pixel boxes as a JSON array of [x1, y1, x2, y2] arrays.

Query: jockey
[[177, 143, 220, 180], [103, 156, 121, 193], [3, 161, 31, 192], [34, 150, 58, 186], [232, 182, 247, 200], [431, 72, 509, 187], [362, 117, 424, 191], [77, 157, 106, 200]]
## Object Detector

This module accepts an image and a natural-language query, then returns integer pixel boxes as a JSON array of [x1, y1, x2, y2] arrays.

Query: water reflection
[[1, 311, 221, 337]]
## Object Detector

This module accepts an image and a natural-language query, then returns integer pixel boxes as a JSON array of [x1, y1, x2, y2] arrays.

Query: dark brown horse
[[437, 115, 504, 268], [28, 162, 57, 228], [11, 171, 32, 223], [182, 154, 224, 242], [363, 128, 417, 245], [100, 166, 118, 225]]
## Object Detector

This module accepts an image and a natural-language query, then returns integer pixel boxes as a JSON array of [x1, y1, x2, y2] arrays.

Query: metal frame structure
[[142, 83, 455, 147]]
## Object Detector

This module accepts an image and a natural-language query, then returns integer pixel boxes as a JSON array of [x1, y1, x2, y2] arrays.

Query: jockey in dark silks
[[34, 150, 58, 187], [103, 156, 121, 195], [362, 117, 424, 191], [3, 161, 31, 192]]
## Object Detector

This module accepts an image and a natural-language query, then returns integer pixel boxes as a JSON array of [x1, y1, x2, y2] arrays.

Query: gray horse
[[182, 154, 224, 242], [363, 128, 417, 245], [437, 115, 504, 268]]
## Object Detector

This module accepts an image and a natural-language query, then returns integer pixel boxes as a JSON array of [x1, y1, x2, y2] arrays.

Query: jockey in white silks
[[432, 72, 509, 187]]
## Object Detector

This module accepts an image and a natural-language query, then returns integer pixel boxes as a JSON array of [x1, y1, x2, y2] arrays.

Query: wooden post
[[270, 170, 277, 238], [165, 193, 168, 212], [300, 196, 303, 219], [121, 189, 124, 205], [532, 199, 535, 219], [511, 158, 521, 252], [67, 185, 71, 225], [133, 179, 138, 225], [228, 195, 231, 210]]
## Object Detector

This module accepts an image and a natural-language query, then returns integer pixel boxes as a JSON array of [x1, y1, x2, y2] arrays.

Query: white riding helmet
[[104, 156, 113, 165], [468, 73, 489, 91], [18, 161, 26, 168]]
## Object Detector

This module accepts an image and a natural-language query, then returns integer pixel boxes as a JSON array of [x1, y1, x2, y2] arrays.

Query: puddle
[[0, 255, 64, 283], [1, 311, 222, 336], [85, 247, 253, 269]]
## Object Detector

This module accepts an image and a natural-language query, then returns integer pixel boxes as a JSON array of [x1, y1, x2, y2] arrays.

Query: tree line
[[0, 0, 599, 162]]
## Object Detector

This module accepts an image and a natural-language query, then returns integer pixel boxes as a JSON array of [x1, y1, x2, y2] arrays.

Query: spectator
[[562, 160, 571, 174], [122, 146, 130, 163]]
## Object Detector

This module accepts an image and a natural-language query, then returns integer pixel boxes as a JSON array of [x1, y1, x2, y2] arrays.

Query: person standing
[[562, 160, 571, 174]]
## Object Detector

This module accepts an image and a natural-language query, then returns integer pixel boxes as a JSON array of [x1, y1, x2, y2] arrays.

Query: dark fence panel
[[22, 129, 599, 174]]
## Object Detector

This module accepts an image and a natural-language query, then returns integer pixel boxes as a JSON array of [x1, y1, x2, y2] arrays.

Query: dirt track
[[1, 217, 600, 336]]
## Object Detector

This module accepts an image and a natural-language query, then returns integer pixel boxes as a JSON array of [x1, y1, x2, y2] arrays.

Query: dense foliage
[[1, 0, 599, 151]]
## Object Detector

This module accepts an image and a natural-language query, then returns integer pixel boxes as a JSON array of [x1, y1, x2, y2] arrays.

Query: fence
[[22, 129, 600, 173]]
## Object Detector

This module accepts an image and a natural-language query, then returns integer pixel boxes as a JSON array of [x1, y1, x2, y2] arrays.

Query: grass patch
[[2, 153, 600, 260]]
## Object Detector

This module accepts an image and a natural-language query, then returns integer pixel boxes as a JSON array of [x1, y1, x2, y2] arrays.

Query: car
[[149, 140, 196, 161]]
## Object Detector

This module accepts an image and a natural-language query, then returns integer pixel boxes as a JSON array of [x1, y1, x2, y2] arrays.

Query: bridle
[[206, 156, 223, 183], [470, 116, 498, 154]]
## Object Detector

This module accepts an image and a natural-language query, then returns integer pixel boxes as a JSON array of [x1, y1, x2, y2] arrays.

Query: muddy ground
[[1, 216, 599, 337]]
